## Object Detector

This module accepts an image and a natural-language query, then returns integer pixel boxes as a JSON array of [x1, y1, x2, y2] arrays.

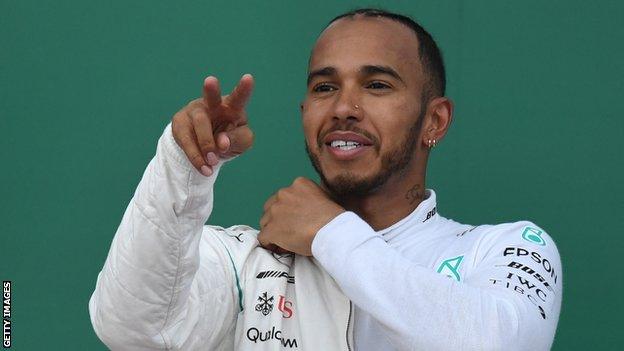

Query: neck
[[335, 168, 427, 231]]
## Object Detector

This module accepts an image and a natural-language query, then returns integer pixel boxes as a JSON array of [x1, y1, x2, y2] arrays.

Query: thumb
[[258, 231, 291, 254], [256, 230, 273, 250], [218, 125, 254, 158]]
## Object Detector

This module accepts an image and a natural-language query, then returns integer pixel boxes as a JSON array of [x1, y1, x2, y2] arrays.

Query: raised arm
[[89, 75, 255, 350]]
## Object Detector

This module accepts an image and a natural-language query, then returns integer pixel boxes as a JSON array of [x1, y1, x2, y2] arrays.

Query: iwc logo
[[437, 255, 464, 282], [522, 227, 546, 246]]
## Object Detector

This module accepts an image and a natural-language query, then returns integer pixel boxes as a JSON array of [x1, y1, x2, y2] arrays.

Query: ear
[[421, 97, 453, 148]]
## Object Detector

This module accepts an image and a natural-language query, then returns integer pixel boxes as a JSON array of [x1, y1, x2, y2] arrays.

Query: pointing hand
[[171, 74, 255, 176]]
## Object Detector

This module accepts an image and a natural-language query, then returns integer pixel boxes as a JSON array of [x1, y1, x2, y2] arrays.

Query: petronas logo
[[522, 227, 546, 246], [437, 255, 464, 282]]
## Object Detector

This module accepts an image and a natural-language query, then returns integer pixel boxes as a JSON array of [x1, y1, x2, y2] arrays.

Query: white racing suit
[[89, 124, 562, 350]]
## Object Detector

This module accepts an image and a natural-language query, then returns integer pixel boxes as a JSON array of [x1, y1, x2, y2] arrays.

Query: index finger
[[226, 73, 254, 110]]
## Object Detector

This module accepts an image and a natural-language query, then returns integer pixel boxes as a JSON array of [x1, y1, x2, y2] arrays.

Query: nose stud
[[354, 104, 359, 109]]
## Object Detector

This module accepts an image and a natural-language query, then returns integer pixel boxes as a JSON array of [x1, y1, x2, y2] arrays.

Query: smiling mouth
[[322, 139, 374, 161], [318, 129, 377, 161], [327, 140, 364, 150]]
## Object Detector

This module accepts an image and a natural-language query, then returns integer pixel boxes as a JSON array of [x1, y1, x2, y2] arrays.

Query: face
[[302, 17, 427, 198]]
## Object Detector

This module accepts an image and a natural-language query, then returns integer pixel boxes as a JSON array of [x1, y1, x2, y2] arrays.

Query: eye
[[312, 83, 337, 93], [366, 81, 391, 89]]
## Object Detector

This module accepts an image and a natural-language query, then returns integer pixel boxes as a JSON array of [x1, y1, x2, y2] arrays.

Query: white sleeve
[[311, 212, 562, 351], [88, 124, 238, 350]]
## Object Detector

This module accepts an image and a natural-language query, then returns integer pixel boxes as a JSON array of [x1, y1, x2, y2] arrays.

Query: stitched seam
[[133, 200, 178, 242], [150, 135, 207, 348], [158, 170, 198, 350], [213, 234, 244, 312], [106, 266, 162, 307], [178, 162, 194, 213], [159, 169, 193, 328], [156, 232, 180, 351], [105, 268, 171, 349], [131, 199, 186, 350]]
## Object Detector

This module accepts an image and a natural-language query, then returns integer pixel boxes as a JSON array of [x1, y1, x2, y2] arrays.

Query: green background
[[2, 0, 622, 349]]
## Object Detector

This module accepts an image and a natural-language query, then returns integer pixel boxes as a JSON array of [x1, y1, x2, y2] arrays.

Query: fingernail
[[200, 165, 213, 177], [222, 135, 230, 151], [205, 152, 219, 166]]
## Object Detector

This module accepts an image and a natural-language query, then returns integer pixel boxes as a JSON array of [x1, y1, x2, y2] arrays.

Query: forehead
[[309, 17, 422, 79]]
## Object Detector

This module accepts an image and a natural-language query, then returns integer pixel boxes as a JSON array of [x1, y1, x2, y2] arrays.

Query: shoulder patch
[[437, 255, 464, 282], [521, 226, 547, 246]]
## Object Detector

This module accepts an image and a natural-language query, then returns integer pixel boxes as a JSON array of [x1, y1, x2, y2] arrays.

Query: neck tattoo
[[405, 183, 423, 205]]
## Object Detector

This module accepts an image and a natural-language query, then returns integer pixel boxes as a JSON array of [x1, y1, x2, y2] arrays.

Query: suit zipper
[[345, 301, 353, 351]]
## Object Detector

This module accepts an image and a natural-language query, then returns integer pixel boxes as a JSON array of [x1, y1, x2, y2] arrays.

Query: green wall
[[2, 1, 622, 349]]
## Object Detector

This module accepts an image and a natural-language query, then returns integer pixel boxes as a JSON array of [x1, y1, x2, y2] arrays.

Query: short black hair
[[325, 8, 446, 100]]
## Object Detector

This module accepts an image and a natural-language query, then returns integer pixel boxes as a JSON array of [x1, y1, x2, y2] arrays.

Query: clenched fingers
[[188, 107, 219, 164], [257, 230, 292, 255], [263, 194, 277, 212], [172, 112, 212, 176], [259, 211, 271, 229]]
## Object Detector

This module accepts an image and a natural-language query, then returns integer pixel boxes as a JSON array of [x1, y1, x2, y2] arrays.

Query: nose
[[332, 87, 362, 122]]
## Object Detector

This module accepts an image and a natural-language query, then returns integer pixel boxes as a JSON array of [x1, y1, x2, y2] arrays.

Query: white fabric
[[89, 124, 352, 351], [89, 124, 562, 350], [312, 195, 562, 351]]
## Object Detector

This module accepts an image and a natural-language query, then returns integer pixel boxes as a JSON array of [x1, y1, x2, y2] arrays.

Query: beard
[[306, 107, 425, 200]]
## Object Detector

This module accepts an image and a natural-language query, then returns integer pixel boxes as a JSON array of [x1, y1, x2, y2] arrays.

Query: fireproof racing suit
[[89, 124, 562, 350]]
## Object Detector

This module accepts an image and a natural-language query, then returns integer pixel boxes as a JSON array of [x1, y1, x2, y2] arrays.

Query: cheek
[[301, 111, 321, 150], [302, 98, 334, 148], [374, 109, 418, 152]]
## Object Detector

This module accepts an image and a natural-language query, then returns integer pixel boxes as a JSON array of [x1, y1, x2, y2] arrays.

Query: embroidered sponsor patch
[[521, 227, 546, 246], [256, 270, 295, 284], [436, 255, 464, 282], [255, 292, 274, 316]]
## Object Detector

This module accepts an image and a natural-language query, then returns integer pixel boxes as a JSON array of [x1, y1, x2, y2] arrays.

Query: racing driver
[[89, 8, 562, 351]]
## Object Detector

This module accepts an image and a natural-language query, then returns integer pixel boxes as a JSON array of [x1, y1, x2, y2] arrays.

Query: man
[[89, 8, 562, 351]]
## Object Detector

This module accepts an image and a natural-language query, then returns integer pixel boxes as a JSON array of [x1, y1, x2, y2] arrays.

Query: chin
[[322, 170, 386, 198], [306, 142, 386, 197]]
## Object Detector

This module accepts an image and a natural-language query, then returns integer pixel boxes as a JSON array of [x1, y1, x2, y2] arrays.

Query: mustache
[[316, 124, 380, 149]]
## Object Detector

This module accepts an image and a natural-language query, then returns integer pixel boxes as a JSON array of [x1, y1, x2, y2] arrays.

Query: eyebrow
[[361, 65, 404, 84], [306, 65, 405, 86], [307, 67, 337, 86]]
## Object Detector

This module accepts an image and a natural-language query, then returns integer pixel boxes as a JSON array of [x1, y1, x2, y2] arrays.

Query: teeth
[[338, 145, 358, 150], [330, 140, 362, 149]]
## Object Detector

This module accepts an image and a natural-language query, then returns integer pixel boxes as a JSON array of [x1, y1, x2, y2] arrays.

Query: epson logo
[[256, 270, 295, 284], [503, 247, 558, 285]]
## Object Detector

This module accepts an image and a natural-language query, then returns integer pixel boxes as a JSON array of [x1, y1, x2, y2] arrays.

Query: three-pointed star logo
[[437, 255, 464, 282]]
